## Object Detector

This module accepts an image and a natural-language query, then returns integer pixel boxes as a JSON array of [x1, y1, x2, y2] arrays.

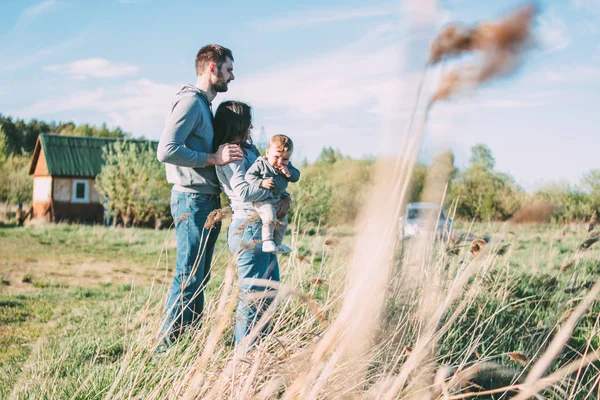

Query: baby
[[245, 135, 300, 253]]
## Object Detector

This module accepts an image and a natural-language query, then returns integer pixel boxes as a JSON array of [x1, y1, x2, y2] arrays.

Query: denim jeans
[[228, 218, 280, 344], [161, 191, 221, 342]]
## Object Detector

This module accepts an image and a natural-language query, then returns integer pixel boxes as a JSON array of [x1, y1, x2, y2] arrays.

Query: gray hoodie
[[245, 156, 300, 197], [157, 84, 219, 194]]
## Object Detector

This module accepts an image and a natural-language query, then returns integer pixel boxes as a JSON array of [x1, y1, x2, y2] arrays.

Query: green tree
[[582, 169, 600, 212], [0, 155, 33, 205], [449, 145, 523, 220], [316, 147, 344, 165], [95, 141, 168, 227], [534, 183, 592, 221], [0, 126, 8, 167], [470, 143, 495, 170]]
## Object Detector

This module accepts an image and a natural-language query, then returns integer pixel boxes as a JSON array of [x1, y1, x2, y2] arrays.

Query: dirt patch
[[0, 259, 163, 290]]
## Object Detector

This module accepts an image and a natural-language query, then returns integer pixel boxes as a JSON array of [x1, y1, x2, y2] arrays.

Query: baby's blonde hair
[[268, 135, 294, 153]]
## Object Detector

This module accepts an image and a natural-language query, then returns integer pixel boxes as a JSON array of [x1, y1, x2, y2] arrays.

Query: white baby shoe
[[262, 240, 277, 253]]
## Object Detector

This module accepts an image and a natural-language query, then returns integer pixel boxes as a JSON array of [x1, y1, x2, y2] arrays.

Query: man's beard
[[214, 71, 229, 92]]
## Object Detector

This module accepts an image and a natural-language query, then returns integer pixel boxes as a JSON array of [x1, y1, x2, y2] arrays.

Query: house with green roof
[[28, 134, 155, 223]]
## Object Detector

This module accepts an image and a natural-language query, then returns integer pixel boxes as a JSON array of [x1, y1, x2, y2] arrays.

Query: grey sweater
[[245, 157, 300, 198], [216, 145, 275, 217], [156, 84, 220, 194]]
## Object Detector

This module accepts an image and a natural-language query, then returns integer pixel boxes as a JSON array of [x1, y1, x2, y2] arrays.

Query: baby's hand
[[279, 165, 291, 177], [260, 178, 275, 190]]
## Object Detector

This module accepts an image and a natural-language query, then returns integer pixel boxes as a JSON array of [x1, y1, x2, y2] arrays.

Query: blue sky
[[0, 0, 598, 189]]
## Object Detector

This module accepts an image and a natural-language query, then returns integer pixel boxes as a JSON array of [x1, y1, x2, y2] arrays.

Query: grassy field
[[1, 220, 599, 398]]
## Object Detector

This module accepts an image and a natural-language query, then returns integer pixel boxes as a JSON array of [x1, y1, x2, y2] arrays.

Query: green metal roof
[[31, 134, 157, 177]]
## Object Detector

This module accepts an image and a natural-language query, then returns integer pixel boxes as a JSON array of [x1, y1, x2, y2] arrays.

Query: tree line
[[0, 114, 126, 156], [1, 114, 598, 227], [288, 145, 600, 227]]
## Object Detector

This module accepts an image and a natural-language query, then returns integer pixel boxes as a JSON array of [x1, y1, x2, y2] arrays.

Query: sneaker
[[276, 244, 292, 254], [262, 240, 277, 253]]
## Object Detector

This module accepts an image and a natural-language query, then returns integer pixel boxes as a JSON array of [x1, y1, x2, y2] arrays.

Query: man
[[156, 44, 243, 346]]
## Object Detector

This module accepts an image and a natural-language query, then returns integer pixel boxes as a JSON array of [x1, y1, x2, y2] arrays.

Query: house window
[[72, 180, 89, 203]]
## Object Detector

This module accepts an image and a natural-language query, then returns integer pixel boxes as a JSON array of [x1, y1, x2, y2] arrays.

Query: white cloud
[[15, 79, 179, 137], [0, 33, 86, 75], [227, 0, 447, 122], [43, 58, 140, 79], [13, 0, 56, 30], [221, 23, 407, 118], [536, 10, 570, 53], [250, 2, 402, 32], [402, 0, 451, 30], [10, 0, 544, 163]]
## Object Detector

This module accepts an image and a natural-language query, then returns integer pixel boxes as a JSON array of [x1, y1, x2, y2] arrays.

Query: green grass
[[1, 222, 599, 398]]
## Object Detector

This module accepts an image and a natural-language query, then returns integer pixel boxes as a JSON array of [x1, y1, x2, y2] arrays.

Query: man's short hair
[[195, 44, 234, 75], [269, 135, 294, 153]]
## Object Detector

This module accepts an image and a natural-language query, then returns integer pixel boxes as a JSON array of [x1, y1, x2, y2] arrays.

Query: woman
[[214, 101, 290, 344]]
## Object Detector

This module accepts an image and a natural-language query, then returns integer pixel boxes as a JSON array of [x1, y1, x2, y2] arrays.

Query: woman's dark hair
[[213, 101, 252, 150]]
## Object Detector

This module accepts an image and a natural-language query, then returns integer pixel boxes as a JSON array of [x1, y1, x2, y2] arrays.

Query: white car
[[399, 202, 453, 239]]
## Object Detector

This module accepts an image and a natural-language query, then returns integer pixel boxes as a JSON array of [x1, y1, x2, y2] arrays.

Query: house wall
[[32, 176, 52, 220], [51, 178, 103, 223], [90, 180, 101, 203], [52, 178, 102, 203], [33, 176, 52, 202], [54, 178, 71, 201], [53, 202, 104, 223], [33, 149, 49, 176]]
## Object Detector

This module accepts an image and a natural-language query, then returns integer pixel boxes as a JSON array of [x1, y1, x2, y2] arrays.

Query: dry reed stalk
[[180, 263, 238, 400], [301, 122, 427, 390], [310, 277, 326, 287], [588, 210, 597, 233], [204, 206, 231, 229], [514, 280, 600, 399], [469, 239, 487, 256], [296, 255, 311, 265], [560, 259, 576, 272], [389, 152, 454, 398], [516, 351, 600, 400], [428, 24, 475, 64], [302, 132, 423, 394], [508, 351, 530, 366], [203, 279, 325, 399], [237, 352, 264, 400], [429, 4, 536, 105], [379, 254, 489, 399], [234, 212, 261, 235], [242, 239, 262, 250], [323, 237, 340, 248]]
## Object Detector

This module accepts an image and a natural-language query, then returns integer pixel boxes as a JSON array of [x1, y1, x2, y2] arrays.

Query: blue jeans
[[161, 191, 221, 342], [228, 218, 280, 344]]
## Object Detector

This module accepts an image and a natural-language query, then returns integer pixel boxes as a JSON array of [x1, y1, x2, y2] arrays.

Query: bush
[[95, 141, 170, 227], [288, 149, 374, 228]]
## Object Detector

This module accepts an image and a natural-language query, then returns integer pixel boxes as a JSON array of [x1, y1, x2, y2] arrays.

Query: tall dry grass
[[8, 4, 600, 399]]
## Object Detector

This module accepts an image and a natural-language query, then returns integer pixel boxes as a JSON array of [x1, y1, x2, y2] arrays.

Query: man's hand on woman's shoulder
[[207, 144, 243, 166]]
